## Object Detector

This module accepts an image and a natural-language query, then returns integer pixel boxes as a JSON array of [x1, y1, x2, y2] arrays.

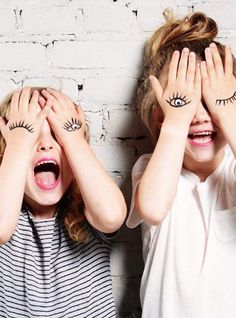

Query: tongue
[[35, 171, 57, 186]]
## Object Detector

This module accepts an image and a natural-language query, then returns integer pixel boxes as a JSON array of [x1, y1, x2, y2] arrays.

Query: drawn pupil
[[71, 124, 79, 129], [171, 98, 185, 107]]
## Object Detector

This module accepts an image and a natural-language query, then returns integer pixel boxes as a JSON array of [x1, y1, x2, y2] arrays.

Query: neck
[[23, 196, 57, 220], [183, 150, 225, 182]]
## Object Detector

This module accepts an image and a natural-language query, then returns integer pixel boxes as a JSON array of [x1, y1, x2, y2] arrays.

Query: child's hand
[[40, 89, 86, 147], [0, 87, 51, 149], [150, 48, 201, 126], [201, 43, 236, 123]]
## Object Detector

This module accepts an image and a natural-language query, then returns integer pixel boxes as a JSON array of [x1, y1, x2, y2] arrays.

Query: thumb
[[149, 75, 163, 102]]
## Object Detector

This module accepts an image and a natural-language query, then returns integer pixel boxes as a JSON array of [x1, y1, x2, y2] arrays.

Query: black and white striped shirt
[[0, 208, 116, 318]]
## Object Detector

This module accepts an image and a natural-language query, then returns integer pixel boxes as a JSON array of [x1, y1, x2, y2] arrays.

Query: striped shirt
[[0, 208, 116, 318]]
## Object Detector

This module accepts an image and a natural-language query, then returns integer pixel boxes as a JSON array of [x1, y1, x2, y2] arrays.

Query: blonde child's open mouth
[[34, 158, 60, 190]]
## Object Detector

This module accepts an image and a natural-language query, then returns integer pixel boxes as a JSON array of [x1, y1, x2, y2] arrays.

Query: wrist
[[62, 134, 88, 151], [161, 117, 190, 137]]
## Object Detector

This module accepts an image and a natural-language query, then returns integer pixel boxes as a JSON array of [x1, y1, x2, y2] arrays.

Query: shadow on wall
[[109, 39, 154, 316], [111, 102, 153, 317]]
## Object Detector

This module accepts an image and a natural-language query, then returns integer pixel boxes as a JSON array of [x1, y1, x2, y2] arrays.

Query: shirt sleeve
[[126, 154, 152, 228]]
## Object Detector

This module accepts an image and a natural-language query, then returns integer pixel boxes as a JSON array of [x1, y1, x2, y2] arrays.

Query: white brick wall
[[0, 1, 235, 317]]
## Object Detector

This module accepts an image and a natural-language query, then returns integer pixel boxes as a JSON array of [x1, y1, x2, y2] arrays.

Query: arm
[[135, 49, 201, 225], [201, 43, 236, 157], [41, 89, 127, 233], [0, 88, 51, 243]]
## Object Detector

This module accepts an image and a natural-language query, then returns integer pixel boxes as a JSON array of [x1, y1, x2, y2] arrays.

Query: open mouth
[[188, 131, 217, 145], [34, 159, 60, 189]]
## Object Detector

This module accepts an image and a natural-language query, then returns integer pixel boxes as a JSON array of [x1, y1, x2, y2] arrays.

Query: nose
[[36, 119, 55, 152], [36, 133, 54, 152], [38, 143, 53, 151], [191, 101, 211, 125]]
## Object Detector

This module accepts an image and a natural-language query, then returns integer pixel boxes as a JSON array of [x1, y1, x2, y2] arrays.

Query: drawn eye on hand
[[166, 93, 191, 108], [63, 118, 82, 132], [9, 120, 35, 133]]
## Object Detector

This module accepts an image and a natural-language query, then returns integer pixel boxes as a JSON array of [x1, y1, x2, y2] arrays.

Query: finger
[[19, 87, 31, 114], [149, 75, 163, 102], [168, 50, 180, 86], [41, 89, 60, 112], [76, 105, 86, 125], [10, 89, 21, 116], [38, 95, 47, 108], [186, 52, 196, 86], [46, 88, 69, 110], [209, 43, 224, 77], [205, 47, 216, 81], [194, 63, 201, 97], [224, 45, 233, 76], [177, 47, 189, 83], [37, 97, 53, 123], [29, 90, 40, 114], [200, 61, 209, 85]]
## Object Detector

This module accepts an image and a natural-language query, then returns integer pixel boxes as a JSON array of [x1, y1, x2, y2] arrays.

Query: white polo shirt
[[127, 148, 236, 318]]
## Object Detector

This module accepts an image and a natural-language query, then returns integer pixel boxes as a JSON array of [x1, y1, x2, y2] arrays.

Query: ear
[[152, 105, 163, 129]]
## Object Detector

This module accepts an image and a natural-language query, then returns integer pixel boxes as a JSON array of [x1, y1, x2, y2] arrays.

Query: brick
[[0, 7, 15, 34], [83, 5, 133, 32], [0, 43, 46, 71], [0, 81, 18, 103], [194, 3, 236, 30], [52, 41, 144, 70], [23, 77, 64, 91], [22, 5, 77, 34], [111, 242, 143, 276], [91, 144, 135, 172], [107, 109, 146, 138], [83, 76, 138, 104], [84, 111, 103, 138], [137, 3, 188, 32]]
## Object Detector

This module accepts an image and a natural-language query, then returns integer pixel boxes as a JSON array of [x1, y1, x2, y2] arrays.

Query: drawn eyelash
[[166, 93, 191, 108], [9, 120, 34, 133], [216, 91, 236, 106], [63, 118, 82, 132]]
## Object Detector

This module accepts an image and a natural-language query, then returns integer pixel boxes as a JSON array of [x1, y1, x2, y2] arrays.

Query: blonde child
[[0, 87, 126, 317], [127, 10, 236, 318]]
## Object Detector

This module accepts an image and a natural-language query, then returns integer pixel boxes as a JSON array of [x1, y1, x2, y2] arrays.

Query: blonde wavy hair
[[137, 9, 236, 141], [0, 87, 91, 243]]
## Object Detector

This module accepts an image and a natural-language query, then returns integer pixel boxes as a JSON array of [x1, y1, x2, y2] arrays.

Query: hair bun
[[149, 10, 218, 56]]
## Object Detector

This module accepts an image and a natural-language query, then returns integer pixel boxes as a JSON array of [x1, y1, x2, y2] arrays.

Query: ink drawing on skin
[[63, 117, 82, 132], [0, 86, 126, 317], [216, 91, 236, 106], [127, 8, 236, 318], [166, 92, 191, 107], [9, 120, 35, 133]]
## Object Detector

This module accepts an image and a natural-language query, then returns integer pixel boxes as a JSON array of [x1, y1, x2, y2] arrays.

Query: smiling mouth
[[188, 131, 217, 145], [34, 160, 60, 189]]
